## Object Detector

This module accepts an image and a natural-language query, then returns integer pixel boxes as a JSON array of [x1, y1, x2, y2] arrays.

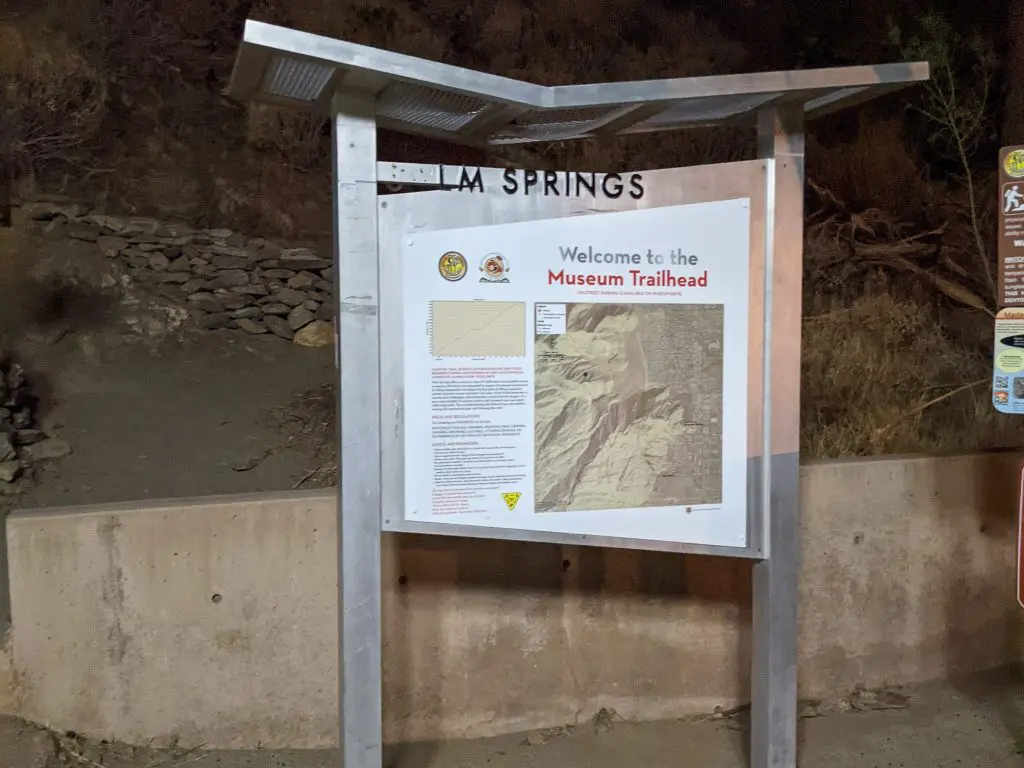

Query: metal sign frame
[[339, 98, 801, 768], [226, 21, 929, 768], [378, 161, 767, 557]]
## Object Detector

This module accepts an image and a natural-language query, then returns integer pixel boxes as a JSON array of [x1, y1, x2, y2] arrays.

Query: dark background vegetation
[[3, 0, 1024, 457]]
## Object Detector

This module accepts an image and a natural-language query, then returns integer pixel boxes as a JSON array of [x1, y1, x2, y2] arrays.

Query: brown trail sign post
[[226, 21, 927, 768], [998, 146, 1024, 306], [999, 148, 1024, 612]]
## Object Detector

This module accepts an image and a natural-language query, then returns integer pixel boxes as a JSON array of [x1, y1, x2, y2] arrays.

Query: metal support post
[[750, 106, 804, 768], [332, 90, 383, 768]]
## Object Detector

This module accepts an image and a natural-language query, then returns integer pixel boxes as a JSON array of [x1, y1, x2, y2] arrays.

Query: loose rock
[[0, 433, 14, 462], [97, 236, 128, 257], [213, 255, 249, 270], [0, 356, 61, 482], [0, 461, 22, 483], [264, 315, 295, 340], [159, 272, 192, 284], [293, 320, 334, 348], [260, 303, 291, 316], [287, 271, 318, 290], [67, 224, 100, 242], [25, 438, 72, 461], [195, 311, 234, 330], [220, 294, 250, 311], [13, 429, 46, 446], [237, 318, 268, 334], [24, 202, 63, 221], [123, 218, 160, 235], [89, 214, 128, 233], [11, 409, 31, 429], [273, 287, 308, 307], [208, 269, 249, 289], [288, 306, 316, 331], [188, 293, 226, 314], [148, 253, 170, 271]]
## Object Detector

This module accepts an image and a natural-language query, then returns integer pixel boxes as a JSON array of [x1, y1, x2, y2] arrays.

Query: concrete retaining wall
[[2, 453, 1022, 747]]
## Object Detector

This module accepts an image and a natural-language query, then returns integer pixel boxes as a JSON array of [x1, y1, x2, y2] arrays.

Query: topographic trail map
[[534, 303, 724, 512]]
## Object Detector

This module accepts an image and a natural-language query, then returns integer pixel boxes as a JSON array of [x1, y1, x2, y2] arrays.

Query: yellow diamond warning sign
[[502, 492, 521, 511]]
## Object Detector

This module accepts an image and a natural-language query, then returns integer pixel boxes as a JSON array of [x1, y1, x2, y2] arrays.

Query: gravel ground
[[2, 672, 1023, 768]]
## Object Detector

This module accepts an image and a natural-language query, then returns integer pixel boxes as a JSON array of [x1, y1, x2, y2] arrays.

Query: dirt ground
[[1, 673, 1023, 768], [5, 327, 336, 511]]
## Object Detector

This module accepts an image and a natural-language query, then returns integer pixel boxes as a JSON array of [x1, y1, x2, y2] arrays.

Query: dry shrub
[[808, 112, 933, 216], [802, 285, 972, 457], [0, 209, 43, 347], [246, 104, 327, 170], [0, 16, 107, 178], [795, 181, 1022, 458], [273, 383, 335, 488], [251, 0, 449, 61], [488, 4, 746, 84], [800, 275, 1024, 458]]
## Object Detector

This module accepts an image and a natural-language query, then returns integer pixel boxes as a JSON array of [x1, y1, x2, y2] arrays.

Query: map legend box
[[535, 303, 567, 335]]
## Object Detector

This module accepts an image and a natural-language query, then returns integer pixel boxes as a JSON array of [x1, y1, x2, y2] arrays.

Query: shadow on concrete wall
[[383, 531, 756, 760]]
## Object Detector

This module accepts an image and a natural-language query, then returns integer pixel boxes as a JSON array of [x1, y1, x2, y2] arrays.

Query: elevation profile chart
[[430, 301, 527, 358], [401, 200, 752, 548]]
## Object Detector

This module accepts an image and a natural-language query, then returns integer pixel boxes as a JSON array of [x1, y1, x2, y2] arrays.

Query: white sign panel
[[402, 200, 751, 548]]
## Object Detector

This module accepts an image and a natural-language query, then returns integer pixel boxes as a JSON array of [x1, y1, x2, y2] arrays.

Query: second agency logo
[[479, 253, 511, 283]]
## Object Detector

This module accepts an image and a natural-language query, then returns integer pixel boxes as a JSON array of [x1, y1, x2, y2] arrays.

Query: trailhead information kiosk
[[226, 22, 928, 768]]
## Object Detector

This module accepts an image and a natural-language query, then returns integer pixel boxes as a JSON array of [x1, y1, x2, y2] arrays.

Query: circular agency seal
[[438, 251, 468, 281], [479, 253, 510, 283], [1006, 149, 1024, 179]]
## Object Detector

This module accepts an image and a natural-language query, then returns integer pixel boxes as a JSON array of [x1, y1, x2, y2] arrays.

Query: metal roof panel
[[227, 20, 929, 146]]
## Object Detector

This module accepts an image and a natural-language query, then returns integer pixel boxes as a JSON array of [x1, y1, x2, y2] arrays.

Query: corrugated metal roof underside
[[229, 20, 929, 146]]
